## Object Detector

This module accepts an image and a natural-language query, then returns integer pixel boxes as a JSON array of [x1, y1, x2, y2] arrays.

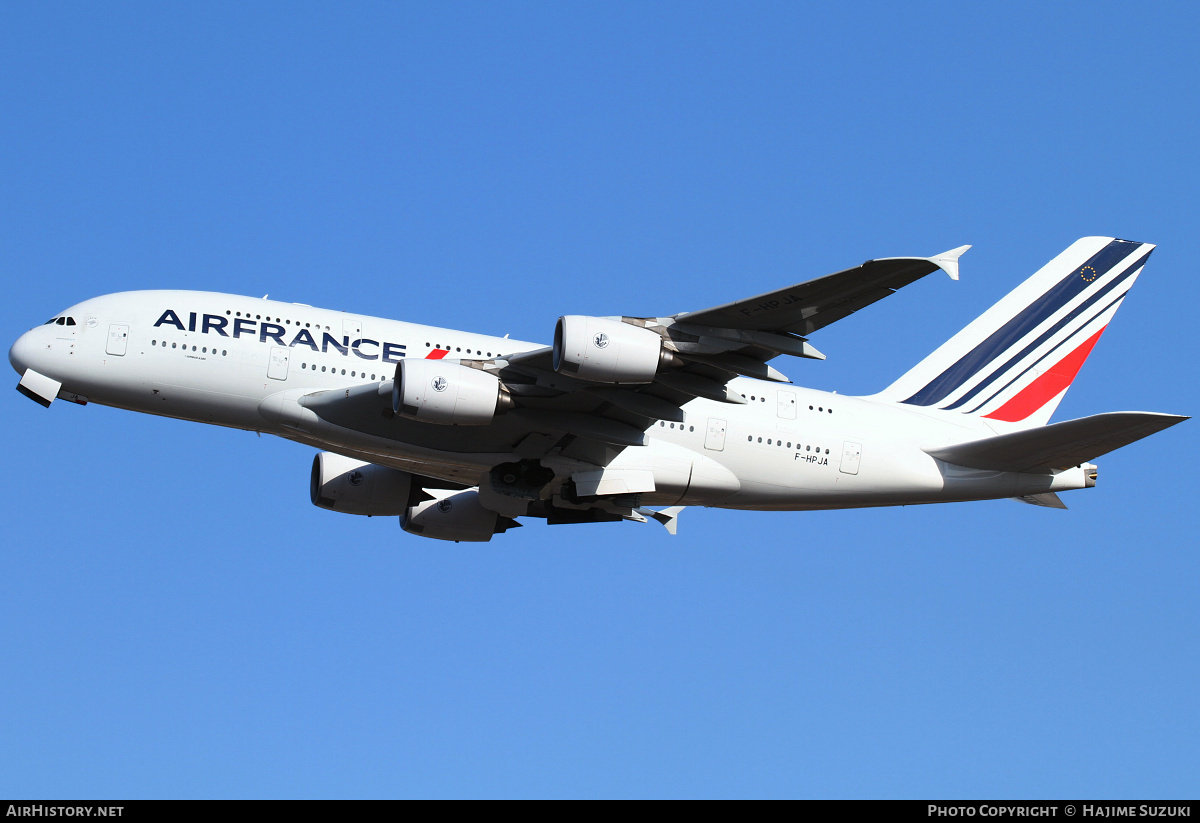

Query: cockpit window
[[56, 317, 66, 325], [44, 318, 56, 325], [66, 317, 76, 325]]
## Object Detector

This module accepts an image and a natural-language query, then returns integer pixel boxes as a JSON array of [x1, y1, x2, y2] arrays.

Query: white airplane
[[10, 236, 1186, 541]]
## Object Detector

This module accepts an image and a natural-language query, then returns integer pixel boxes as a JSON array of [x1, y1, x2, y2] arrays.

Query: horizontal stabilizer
[[1014, 492, 1067, 509], [926, 411, 1188, 472], [637, 506, 685, 535]]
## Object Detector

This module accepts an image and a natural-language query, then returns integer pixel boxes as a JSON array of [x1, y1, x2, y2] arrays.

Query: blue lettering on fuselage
[[259, 322, 286, 345], [321, 333, 348, 356], [153, 309, 407, 362], [155, 309, 186, 331], [290, 328, 318, 351], [382, 343, 405, 364], [202, 314, 229, 336]]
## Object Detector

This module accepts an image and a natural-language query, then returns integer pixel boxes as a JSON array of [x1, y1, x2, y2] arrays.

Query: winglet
[[928, 244, 971, 281]]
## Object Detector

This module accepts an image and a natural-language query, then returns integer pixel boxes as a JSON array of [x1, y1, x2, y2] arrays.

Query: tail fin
[[876, 237, 1155, 430]]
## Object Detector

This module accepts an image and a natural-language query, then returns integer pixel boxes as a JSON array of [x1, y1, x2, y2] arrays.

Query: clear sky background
[[1, 2, 1196, 799]]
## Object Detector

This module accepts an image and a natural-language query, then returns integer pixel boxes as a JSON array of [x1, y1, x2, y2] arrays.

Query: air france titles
[[154, 310, 406, 364]]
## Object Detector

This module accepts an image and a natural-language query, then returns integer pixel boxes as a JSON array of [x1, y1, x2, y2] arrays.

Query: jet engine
[[402, 489, 520, 543], [552, 316, 672, 384], [310, 452, 413, 516], [393, 359, 514, 425]]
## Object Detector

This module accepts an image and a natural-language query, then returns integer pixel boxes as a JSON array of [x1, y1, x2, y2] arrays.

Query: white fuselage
[[9, 290, 1093, 511]]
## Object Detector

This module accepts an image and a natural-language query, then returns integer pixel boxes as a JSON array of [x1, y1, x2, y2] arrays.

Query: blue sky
[[1, 2, 1196, 798]]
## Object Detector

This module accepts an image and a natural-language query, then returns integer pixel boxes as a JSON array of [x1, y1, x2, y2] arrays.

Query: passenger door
[[704, 418, 727, 451], [106, 324, 129, 356], [840, 441, 862, 475], [777, 390, 797, 419], [267, 346, 290, 381]]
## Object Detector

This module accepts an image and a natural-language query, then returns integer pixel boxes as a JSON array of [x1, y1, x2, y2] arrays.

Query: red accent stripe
[[983, 326, 1107, 422], [425, 349, 449, 360]]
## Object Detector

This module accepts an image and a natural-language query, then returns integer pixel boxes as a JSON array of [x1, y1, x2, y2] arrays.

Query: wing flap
[[926, 411, 1188, 472]]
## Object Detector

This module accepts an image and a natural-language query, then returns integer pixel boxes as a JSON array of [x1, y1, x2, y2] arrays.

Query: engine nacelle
[[553, 316, 665, 384], [393, 359, 512, 425], [402, 490, 520, 543], [310, 452, 413, 516]]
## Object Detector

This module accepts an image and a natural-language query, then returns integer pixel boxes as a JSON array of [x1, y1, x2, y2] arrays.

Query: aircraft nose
[[9, 329, 36, 376]]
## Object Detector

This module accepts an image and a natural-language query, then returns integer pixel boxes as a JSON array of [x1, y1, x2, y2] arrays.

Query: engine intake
[[393, 359, 513, 425], [402, 490, 520, 542], [552, 316, 667, 384], [310, 452, 413, 516]]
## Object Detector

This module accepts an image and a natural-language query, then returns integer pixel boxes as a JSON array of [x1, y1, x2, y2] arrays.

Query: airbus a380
[[10, 236, 1187, 541]]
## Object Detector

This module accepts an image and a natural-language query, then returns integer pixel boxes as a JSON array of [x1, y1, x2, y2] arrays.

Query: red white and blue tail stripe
[[876, 237, 1154, 430]]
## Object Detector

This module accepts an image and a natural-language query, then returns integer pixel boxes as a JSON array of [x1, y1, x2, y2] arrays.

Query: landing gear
[[488, 460, 555, 500]]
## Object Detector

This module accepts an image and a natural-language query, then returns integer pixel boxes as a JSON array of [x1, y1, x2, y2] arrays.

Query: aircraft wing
[[674, 245, 970, 338], [290, 245, 971, 471]]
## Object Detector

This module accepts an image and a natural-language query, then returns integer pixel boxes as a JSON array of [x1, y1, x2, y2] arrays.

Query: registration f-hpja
[[11, 236, 1187, 541]]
